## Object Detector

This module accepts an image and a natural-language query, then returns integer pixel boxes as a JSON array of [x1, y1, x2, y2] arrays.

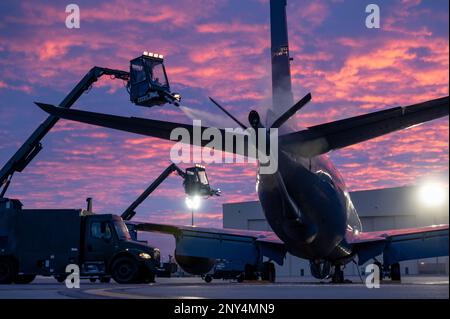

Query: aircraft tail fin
[[270, 0, 294, 112]]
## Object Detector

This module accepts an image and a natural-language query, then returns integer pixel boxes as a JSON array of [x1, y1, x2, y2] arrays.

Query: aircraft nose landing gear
[[310, 260, 331, 280], [310, 260, 350, 284], [331, 265, 344, 283], [331, 264, 352, 284]]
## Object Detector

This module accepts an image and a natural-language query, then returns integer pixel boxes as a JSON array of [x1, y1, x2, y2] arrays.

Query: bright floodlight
[[185, 195, 201, 210], [418, 182, 446, 208]]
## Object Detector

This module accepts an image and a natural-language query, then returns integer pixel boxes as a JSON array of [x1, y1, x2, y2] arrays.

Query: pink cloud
[[0, 0, 447, 231], [197, 22, 266, 34], [0, 80, 33, 93], [288, 1, 330, 30]]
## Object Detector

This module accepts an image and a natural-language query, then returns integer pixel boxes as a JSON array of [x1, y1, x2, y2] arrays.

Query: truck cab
[[81, 214, 160, 283]]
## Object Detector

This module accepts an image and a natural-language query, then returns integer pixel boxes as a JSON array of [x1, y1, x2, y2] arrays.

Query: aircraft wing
[[131, 221, 284, 244], [35, 103, 255, 158], [348, 224, 449, 265], [281, 96, 449, 157], [127, 221, 287, 265]]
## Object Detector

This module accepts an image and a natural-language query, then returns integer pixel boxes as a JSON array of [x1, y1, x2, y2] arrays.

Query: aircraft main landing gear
[[261, 262, 276, 283], [373, 261, 384, 281], [389, 262, 401, 282]]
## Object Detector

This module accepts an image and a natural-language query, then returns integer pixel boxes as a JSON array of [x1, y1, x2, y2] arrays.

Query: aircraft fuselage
[[257, 145, 362, 265]]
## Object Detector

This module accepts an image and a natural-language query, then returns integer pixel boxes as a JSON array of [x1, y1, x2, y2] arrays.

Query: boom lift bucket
[[128, 52, 181, 107], [183, 165, 219, 198]]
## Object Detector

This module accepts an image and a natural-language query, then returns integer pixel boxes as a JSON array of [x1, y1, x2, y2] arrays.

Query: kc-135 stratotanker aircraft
[[36, 0, 449, 283]]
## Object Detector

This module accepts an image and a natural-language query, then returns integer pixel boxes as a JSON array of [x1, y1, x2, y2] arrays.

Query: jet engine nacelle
[[175, 253, 215, 275]]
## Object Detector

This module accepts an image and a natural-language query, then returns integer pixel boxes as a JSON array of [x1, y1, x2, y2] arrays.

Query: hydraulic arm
[[121, 163, 184, 221], [0, 67, 129, 197], [121, 163, 220, 221]]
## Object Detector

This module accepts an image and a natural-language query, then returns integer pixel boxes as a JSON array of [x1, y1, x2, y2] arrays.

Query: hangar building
[[223, 185, 449, 277]]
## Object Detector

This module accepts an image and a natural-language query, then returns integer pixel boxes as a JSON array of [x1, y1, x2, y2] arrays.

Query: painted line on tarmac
[[83, 287, 151, 299], [83, 287, 206, 299]]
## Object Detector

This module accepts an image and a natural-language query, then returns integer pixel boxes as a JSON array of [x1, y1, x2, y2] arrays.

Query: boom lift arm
[[121, 163, 183, 221], [0, 67, 130, 198], [1, 51, 181, 198], [121, 163, 220, 221]]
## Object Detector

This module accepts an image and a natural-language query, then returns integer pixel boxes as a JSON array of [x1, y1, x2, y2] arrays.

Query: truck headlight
[[139, 252, 152, 260]]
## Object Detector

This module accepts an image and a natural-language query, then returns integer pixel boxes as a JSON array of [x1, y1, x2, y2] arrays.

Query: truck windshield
[[114, 221, 131, 241]]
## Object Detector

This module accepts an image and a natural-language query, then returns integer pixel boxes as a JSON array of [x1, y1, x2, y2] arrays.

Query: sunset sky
[[0, 0, 448, 257]]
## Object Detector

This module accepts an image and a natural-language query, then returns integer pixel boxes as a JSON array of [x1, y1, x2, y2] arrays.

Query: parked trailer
[[202, 259, 276, 283]]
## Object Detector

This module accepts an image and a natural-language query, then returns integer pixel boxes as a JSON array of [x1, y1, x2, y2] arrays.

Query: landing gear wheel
[[111, 256, 140, 284], [373, 261, 384, 281], [331, 265, 344, 283], [54, 275, 67, 283], [261, 262, 276, 282], [244, 265, 258, 281], [0, 258, 17, 284], [204, 275, 212, 283], [310, 261, 331, 280], [13, 274, 36, 284], [100, 277, 111, 283], [390, 262, 401, 282]]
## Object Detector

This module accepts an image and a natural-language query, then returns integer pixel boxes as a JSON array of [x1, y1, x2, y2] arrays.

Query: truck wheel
[[204, 275, 212, 283], [100, 277, 111, 283], [89, 278, 97, 283], [13, 274, 36, 284], [111, 256, 140, 284], [0, 258, 17, 284], [237, 273, 245, 283]]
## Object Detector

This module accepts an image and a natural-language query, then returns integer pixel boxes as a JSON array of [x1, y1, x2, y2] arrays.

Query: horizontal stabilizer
[[281, 96, 449, 157], [36, 102, 255, 158], [271, 93, 311, 128]]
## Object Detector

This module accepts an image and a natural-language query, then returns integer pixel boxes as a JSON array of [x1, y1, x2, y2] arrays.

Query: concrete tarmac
[[0, 275, 448, 299]]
